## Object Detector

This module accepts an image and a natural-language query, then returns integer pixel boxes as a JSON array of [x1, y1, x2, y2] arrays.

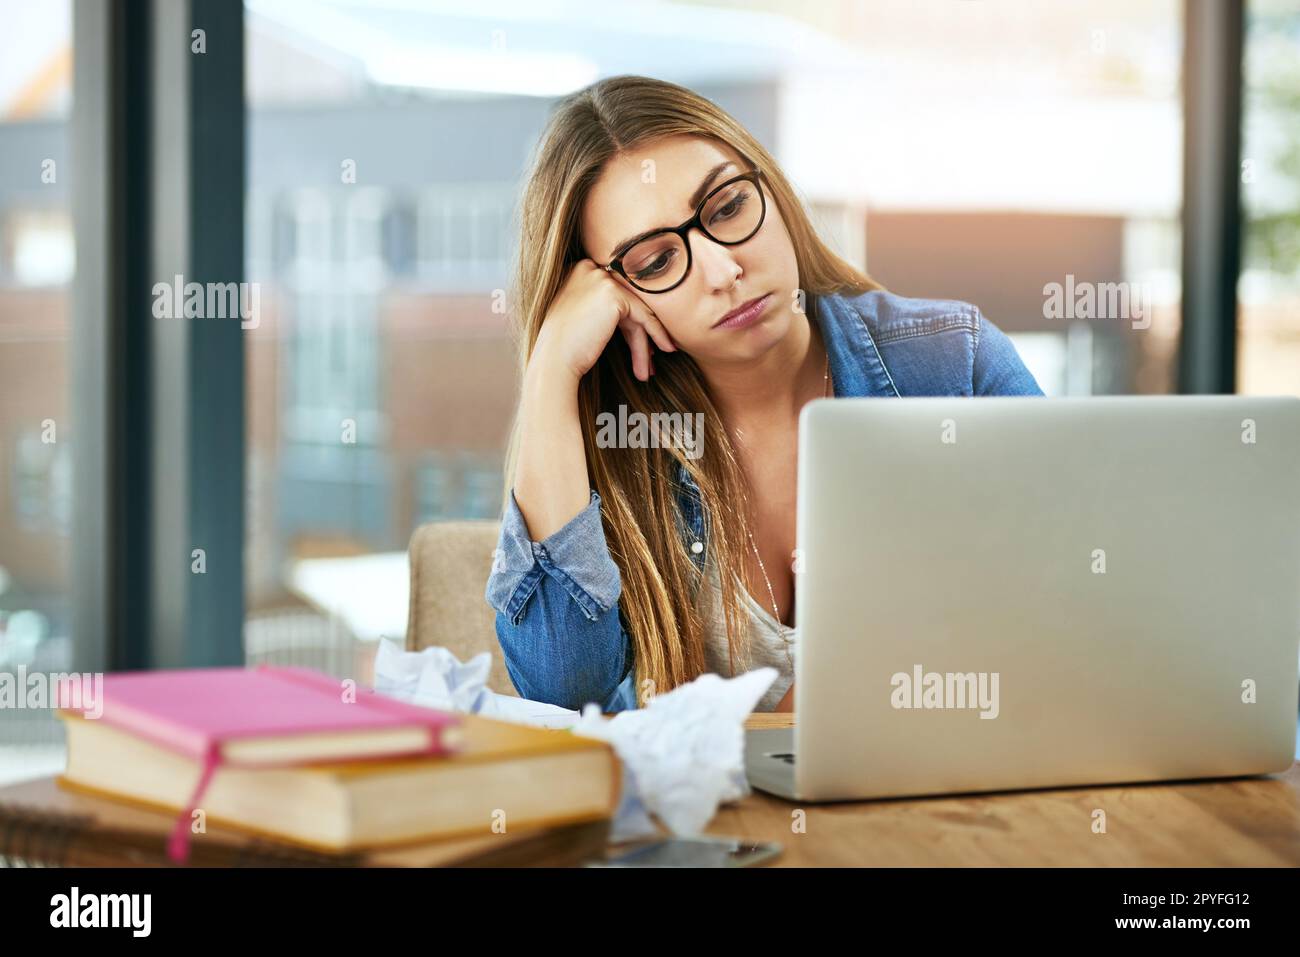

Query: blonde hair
[[502, 75, 881, 705]]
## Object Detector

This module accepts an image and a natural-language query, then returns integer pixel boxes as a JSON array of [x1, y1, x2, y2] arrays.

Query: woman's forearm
[[513, 352, 593, 542]]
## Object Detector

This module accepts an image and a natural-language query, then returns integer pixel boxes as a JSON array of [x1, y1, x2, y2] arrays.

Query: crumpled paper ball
[[372, 641, 493, 714], [571, 667, 777, 841], [371, 639, 778, 843]]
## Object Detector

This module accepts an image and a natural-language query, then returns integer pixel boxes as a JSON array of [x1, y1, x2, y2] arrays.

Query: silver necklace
[[745, 348, 831, 631]]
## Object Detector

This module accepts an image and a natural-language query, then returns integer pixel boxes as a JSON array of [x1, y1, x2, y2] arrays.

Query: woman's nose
[[689, 230, 743, 291]]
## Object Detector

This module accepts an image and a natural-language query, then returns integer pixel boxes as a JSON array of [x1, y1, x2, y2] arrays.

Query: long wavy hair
[[502, 75, 881, 706]]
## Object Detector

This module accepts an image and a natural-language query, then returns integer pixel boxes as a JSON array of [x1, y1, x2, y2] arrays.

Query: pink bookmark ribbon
[[166, 744, 222, 864]]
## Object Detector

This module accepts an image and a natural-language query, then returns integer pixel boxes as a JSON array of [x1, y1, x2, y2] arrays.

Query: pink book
[[57, 665, 463, 863]]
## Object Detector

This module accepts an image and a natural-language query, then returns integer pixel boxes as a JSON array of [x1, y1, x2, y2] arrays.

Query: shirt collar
[[815, 289, 901, 400]]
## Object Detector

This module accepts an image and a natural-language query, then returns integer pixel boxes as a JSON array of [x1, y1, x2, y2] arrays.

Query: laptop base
[[744, 727, 800, 800]]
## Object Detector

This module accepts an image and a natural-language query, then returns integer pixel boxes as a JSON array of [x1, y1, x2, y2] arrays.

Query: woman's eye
[[633, 249, 675, 280], [709, 192, 748, 224]]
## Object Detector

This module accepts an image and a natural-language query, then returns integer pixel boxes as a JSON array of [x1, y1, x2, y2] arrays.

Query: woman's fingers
[[621, 320, 652, 381], [618, 286, 675, 353], [607, 270, 677, 356], [639, 312, 677, 354]]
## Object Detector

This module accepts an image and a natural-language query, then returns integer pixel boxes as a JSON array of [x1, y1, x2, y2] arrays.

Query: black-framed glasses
[[596, 170, 767, 294]]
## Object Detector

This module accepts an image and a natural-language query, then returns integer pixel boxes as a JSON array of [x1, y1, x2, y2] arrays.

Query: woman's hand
[[774, 682, 794, 713], [531, 259, 677, 383]]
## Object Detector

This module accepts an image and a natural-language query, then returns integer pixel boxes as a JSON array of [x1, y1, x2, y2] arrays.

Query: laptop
[[746, 396, 1300, 801]]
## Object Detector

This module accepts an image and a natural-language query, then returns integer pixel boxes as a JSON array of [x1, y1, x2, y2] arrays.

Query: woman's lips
[[712, 293, 773, 331]]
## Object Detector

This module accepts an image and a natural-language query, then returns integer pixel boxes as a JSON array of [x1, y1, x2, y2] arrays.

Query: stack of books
[[27, 665, 619, 866]]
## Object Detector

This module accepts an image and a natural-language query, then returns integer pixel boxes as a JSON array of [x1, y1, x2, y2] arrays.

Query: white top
[[691, 547, 796, 712]]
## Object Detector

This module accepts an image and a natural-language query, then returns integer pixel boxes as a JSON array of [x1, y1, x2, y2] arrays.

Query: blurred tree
[[1243, 4, 1300, 280]]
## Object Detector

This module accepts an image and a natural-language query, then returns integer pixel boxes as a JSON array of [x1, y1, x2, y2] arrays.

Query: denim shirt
[[484, 289, 1044, 713]]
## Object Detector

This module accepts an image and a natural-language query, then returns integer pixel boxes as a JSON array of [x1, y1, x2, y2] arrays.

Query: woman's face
[[580, 135, 801, 366]]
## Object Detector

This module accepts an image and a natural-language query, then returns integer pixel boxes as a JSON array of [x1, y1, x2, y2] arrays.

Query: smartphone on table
[[584, 836, 782, 868]]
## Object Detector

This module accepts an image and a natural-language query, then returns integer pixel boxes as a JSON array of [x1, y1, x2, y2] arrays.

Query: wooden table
[[7, 714, 1296, 867], [709, 713, 1300, 866]]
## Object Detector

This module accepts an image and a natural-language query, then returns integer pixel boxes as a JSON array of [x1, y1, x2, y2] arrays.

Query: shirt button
[[690, 541, 703, 554]]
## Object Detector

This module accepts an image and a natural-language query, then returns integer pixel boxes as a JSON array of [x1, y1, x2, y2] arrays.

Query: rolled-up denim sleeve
[[486, 488, 621, 625], [485, 488, 635, 711], [973, 310, 1044, 396]]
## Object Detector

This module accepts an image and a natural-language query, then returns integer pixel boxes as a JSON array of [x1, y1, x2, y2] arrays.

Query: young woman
[[485, 75, 1042, 714]]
